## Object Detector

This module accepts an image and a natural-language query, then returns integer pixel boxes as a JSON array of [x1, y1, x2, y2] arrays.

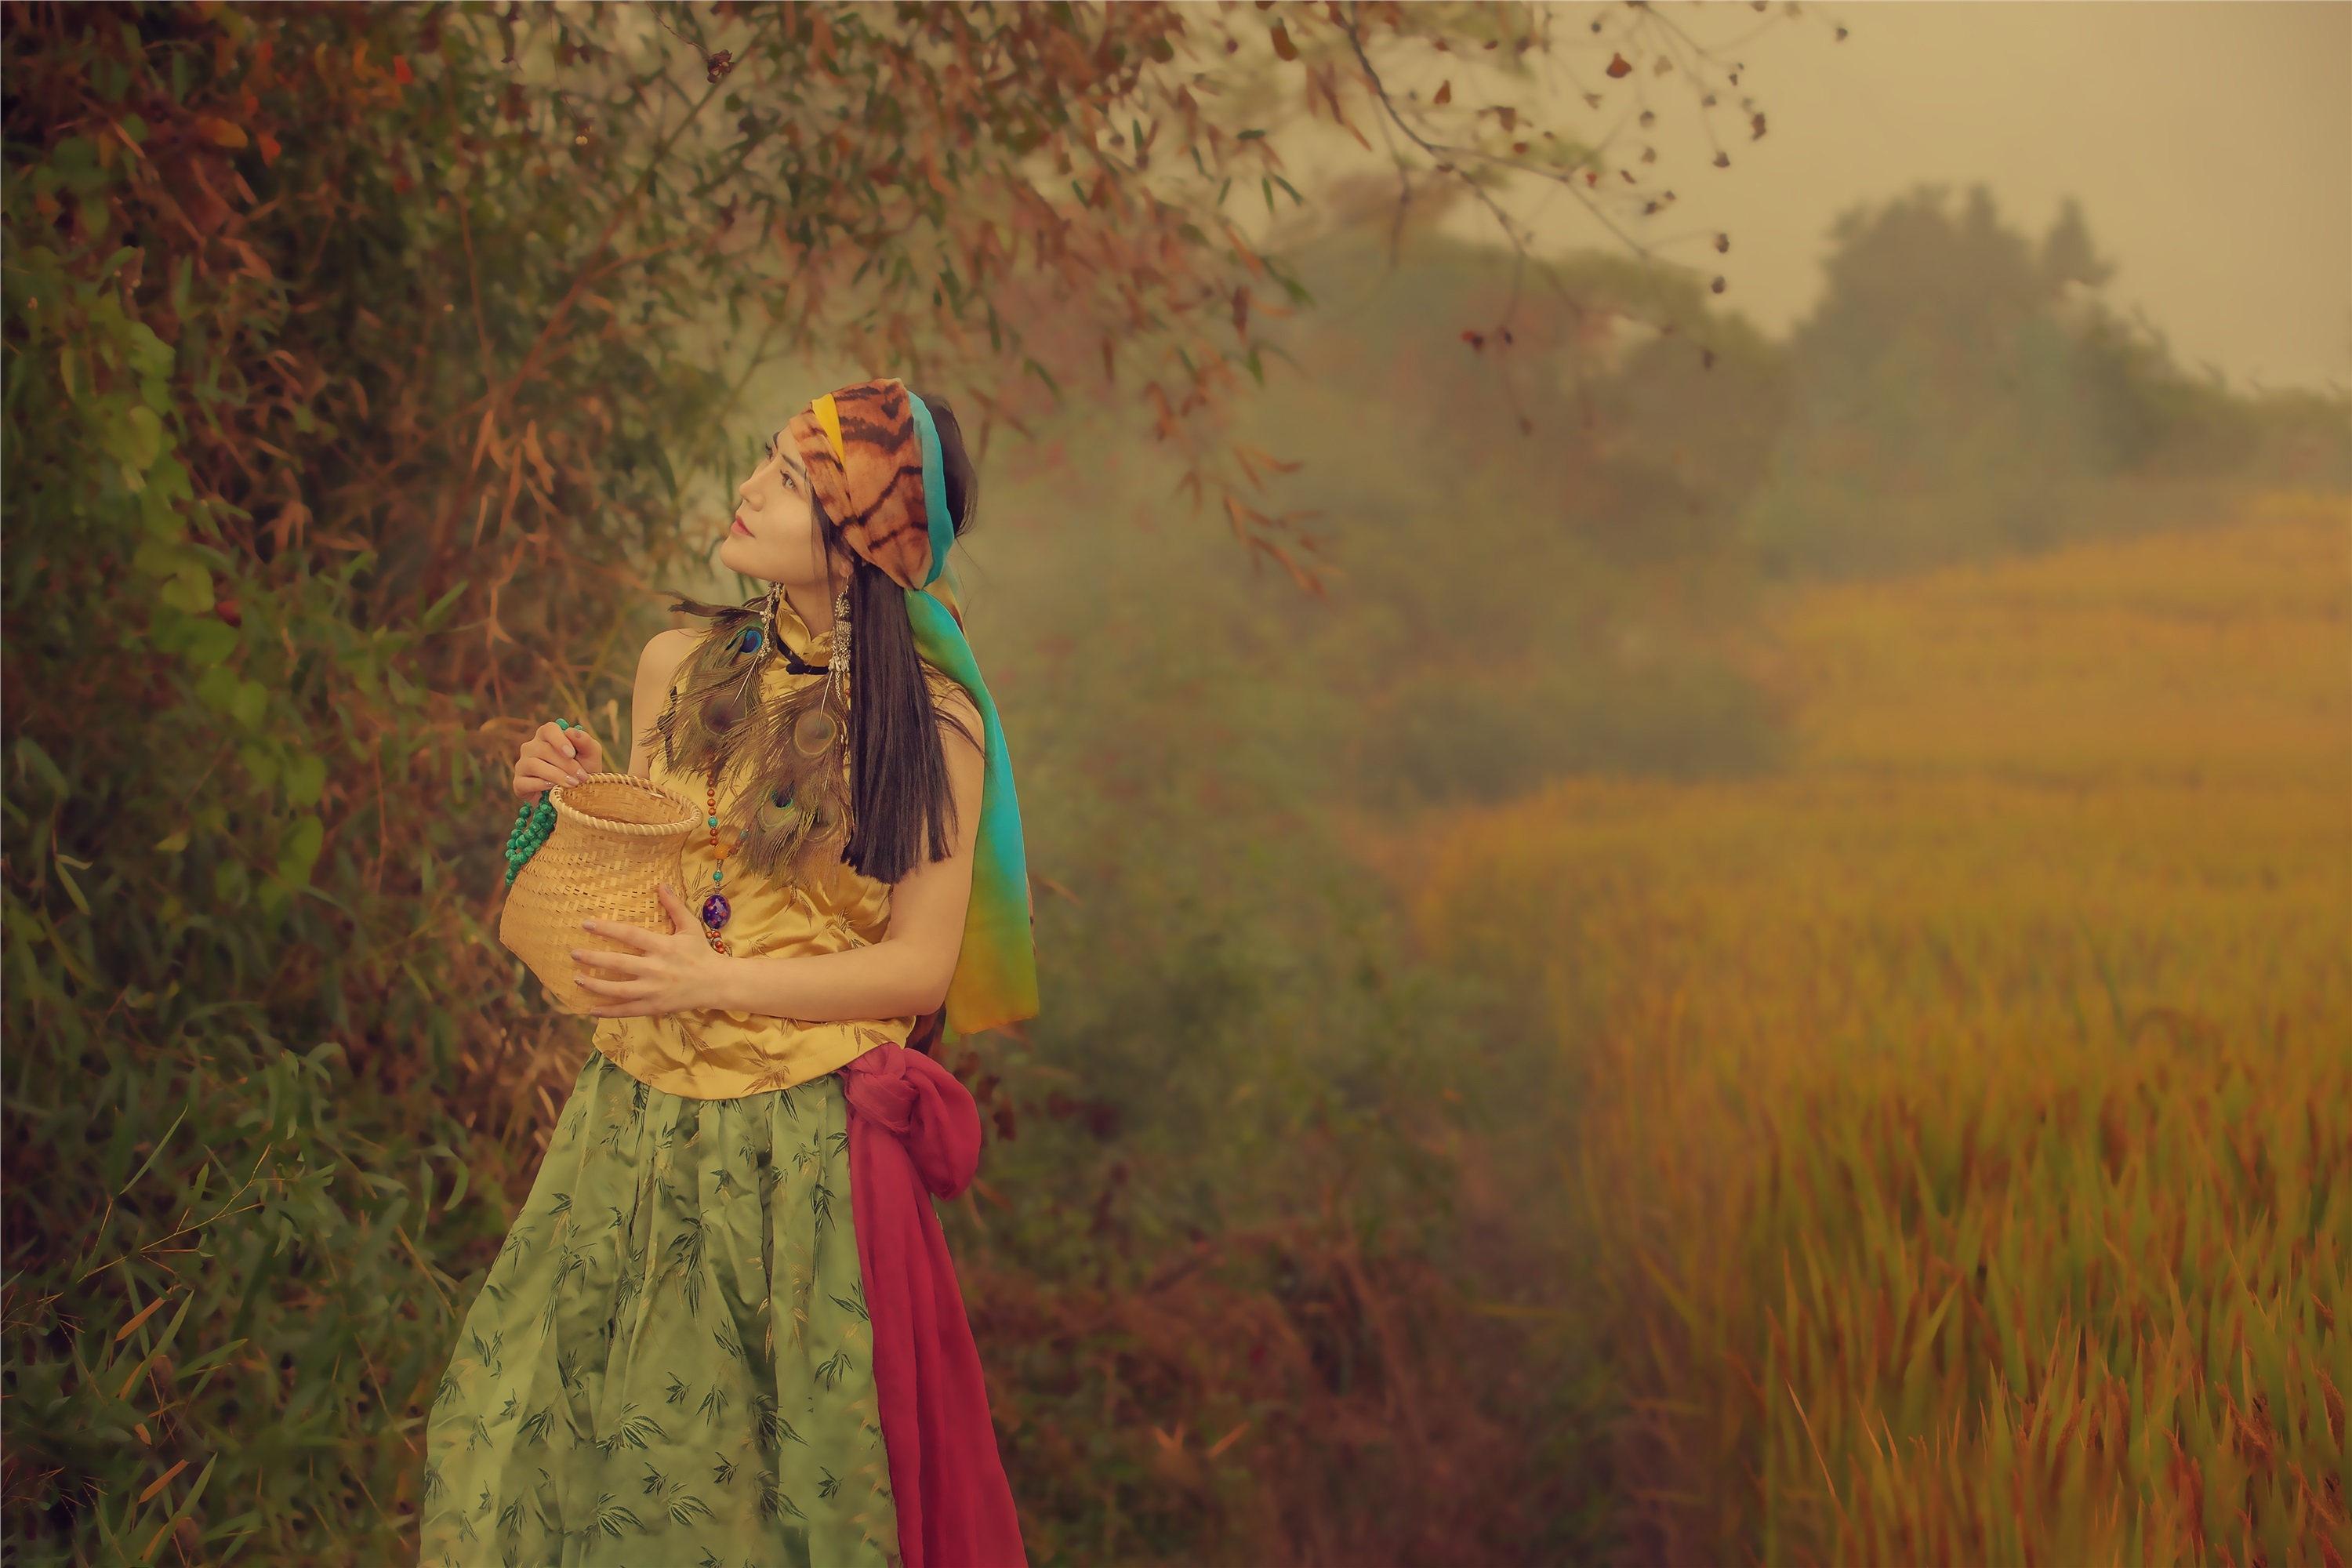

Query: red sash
[[840, 1044, 1028, 1568]]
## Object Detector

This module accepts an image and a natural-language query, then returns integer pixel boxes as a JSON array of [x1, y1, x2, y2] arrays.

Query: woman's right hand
[[513, 721, 606, 802]]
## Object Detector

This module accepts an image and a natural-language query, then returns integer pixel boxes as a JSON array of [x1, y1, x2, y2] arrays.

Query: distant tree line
[[1744, 183, 2348, 576]]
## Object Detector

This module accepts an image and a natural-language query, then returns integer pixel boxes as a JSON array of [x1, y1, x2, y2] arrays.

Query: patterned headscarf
[[787, 379, 947, 592], [787, 378, 1038, 1037]]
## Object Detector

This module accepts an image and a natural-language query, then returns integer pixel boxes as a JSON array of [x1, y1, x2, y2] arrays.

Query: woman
[[420, 379, 1034, 1568]]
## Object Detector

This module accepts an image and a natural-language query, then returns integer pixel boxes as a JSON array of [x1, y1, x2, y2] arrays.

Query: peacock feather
[[655, 593, 856, 887]]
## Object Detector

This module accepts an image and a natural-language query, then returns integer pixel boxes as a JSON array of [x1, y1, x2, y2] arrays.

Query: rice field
[[1421, 492, 2351, 1564]]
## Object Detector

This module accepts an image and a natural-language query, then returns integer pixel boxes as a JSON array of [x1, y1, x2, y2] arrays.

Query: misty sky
[[1363, 2, 2352, 394]]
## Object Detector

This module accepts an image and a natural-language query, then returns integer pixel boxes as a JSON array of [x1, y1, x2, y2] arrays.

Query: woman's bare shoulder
[[636, 627, 702, 690], [920, 666, 984, 750]]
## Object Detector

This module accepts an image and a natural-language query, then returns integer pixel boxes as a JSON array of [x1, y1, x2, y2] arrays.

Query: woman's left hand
[[572, 885, 731, 1018]]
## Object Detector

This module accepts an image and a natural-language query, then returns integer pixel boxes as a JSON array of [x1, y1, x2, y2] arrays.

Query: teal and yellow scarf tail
[[906, 394, 1038, 1036], [906, 586, 1037, 1035]]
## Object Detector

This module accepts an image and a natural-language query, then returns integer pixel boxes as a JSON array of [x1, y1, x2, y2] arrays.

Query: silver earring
[[826, 589, 851, 710]]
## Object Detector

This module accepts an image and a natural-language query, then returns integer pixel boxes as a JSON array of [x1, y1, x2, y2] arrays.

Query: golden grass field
[[1423, 492, 2350, 1565]]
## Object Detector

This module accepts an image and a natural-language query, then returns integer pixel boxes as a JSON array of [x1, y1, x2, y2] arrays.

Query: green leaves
[[282, 750, 328, 808], [419, 580, 470, 633], [123, 319, 172, 382], [273, 814, 324, 889], [51, 851, 96, 916], [15, 737, 72, 805], [2, 7, 751, 1553], [147, 608, 238, 669], [133, 539, 212, 615], [190, 662, 267, 731]]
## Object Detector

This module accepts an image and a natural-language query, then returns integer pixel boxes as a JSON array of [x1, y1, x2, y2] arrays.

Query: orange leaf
[[194, 116, 248, 150], [1268, 21, 1298, 61], [522, 421, 555, 493], [1219, 221, 1267, 280], [137, 1459, 188, 1505], [256, 132, 281, 166], [114, 1294, 172, 1342], [1432, 79, 1451, 106], [1233, 441, 1302, 478]]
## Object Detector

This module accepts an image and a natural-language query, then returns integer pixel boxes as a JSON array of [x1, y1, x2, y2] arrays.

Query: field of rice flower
[[1422, 492, 2350, 1564]]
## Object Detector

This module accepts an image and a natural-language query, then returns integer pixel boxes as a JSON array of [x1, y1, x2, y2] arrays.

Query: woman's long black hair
[[822, 390, 978, 885]]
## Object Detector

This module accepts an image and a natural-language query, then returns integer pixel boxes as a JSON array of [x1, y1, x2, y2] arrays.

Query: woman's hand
[[513, 720, 605, 802], [572, 884, 731, 1019]]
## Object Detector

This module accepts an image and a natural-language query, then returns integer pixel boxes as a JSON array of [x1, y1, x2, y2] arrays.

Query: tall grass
[[1421, 492, 2351, 1563]]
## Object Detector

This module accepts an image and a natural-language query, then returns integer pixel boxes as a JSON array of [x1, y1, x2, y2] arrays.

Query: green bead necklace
[[503, 718, 571, 887]]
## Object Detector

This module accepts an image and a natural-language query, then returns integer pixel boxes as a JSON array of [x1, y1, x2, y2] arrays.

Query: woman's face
[[718, 427, 840, 596]]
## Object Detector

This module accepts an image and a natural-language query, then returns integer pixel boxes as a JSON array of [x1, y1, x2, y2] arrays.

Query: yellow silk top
[[590, 597, 916, 1101]]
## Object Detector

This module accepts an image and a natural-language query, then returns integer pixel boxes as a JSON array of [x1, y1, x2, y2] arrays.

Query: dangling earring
[[712, 582, 779, 733], [826, 586, 851, 712], [760, 582, 783, 648]]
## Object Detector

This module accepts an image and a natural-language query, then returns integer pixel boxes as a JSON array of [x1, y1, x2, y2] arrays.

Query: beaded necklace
[[690, 590, 790, 956], [502, 718, 572, 887], [699, 768, 747, 954]]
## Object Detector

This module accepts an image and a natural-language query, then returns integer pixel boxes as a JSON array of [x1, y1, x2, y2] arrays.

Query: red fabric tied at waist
[[840, 1044, 1028, 1568]]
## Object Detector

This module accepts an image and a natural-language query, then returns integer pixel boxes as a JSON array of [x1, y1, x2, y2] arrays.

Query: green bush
[[2, 8, 728, 1559]]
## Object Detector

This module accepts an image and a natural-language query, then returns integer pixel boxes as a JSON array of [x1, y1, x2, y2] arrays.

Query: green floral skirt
[[420, 1050, 900, 1567]]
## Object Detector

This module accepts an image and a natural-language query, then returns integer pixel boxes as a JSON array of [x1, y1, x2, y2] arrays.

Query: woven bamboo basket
[[498, 772, 700, 1016]]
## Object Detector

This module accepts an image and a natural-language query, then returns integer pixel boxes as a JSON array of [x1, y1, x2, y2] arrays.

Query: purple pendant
[[700, 891, 732, 931]]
